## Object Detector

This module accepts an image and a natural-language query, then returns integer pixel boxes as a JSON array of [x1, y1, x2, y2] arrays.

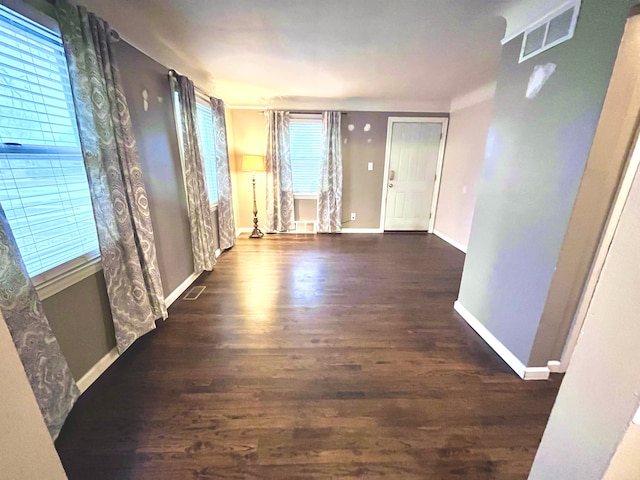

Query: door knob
[[389, 183, 394, 188]]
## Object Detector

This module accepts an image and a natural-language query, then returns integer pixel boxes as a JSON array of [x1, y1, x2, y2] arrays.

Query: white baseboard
[[453, 301, 550, 381], [215, 248, 222, 259], [341, 228, 383, 233], [236, 228, 252, 236], [76, 347, 119, 393], [165, 270, 202, 307], [523, 367, 551, 380], [547, 360, 563, 373], [433, 230, 467, 253]]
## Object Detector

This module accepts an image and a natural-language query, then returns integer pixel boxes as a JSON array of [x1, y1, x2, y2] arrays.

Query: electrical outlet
[[367, 162, 373, 171], [350, 213, 356, 221]]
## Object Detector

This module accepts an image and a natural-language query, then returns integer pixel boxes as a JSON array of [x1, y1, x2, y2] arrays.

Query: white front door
[[382, 118, 446, 231]]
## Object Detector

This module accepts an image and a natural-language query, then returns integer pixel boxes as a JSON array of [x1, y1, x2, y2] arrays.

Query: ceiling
[[75, 0, 560, 111]]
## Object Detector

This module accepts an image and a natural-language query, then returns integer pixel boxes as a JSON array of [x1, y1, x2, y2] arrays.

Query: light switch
[[367, 162, 373, 171]]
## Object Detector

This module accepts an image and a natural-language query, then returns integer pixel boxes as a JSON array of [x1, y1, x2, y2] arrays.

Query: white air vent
[[183, 285, 206, 300], [519, 1, 580, 63], [288, 220, 317, 234]]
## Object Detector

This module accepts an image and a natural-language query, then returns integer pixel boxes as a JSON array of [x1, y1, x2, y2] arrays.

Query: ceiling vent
[[519, 1, 581, 63]]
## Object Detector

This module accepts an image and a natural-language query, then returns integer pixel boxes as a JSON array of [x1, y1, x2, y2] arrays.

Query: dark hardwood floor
[[56, 233, 562, 479]]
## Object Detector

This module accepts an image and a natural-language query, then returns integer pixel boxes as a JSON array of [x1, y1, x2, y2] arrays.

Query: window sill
[[35, 255, 103, 301], [294, 194, 318, 200]]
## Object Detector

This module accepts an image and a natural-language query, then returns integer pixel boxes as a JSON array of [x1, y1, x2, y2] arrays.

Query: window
[[0, 4, 99, 284], [195, 99, 218, 204], [172, 92, 219, 206], [290, 116, 322, 196]]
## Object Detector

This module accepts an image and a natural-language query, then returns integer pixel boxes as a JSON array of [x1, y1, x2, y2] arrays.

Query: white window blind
[[290, 117, 322, 195], [195, 99, 218, 204], [0, 4, 99, 280]]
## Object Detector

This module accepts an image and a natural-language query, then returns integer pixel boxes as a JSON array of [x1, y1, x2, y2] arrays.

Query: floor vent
[[289, 220, 317, 234], [183, 285, 206, 301]]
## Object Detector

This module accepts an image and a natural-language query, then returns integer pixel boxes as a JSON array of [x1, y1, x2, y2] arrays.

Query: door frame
[[559, 128, 640, 371], [379, 116, 449, 232]]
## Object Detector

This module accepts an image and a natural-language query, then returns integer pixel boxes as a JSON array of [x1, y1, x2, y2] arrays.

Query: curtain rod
[[168, 69, 212, 99]]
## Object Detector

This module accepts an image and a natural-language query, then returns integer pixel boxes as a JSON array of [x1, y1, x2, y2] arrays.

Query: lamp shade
[[242, 155, 265, 172]]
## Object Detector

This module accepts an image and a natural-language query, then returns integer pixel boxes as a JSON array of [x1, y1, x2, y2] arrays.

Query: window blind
[[195, 100, 219, 204], [0, 4, 99, 279], [290, 117, 322, 195]]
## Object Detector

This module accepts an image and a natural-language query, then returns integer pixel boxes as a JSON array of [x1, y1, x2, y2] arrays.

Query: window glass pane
[[290, 118, 322, 195], [195, 100, 218, 204], [546, 8, 574, 45], [0, 5, 99, 278], [524, 25, 546, 57]]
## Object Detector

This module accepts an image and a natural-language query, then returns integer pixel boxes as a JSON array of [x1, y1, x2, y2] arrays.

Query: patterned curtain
[[0, 205, 80, 439], [265, 111, 295, 232], [210, 97, 236, 250], [56, 1, 167, 353], [317, 112, 343, 233]]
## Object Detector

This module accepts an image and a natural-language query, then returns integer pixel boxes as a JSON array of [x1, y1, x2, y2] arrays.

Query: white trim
[[165, 270, 203, 308], [290, 113, 322, 120], [547, 360, 562, 373], [293, 194, 318, 200], [501, 0, 581, 45], [341, 228, 383, 234], [236, 228, 244, 237], [453, 301, 550, 381], [633, 405, 640, 425], [449, 82, 497, 113], [76, 347, 119, 393], [433, 230, 467, 253], [560, 127, 640, 372], [379, 117, 448, 233], [237, 228, 253, 234], [36, 257, 103, 301], [524, 367, 552, 380], [215, 248, 222, 259]]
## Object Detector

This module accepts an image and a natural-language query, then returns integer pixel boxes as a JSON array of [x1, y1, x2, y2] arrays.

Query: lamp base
[[249, 226, 264, 239]]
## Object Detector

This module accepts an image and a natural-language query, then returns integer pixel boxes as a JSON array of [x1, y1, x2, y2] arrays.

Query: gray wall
[[294, 199, 317, 222], [43, 40, 196, 380], [457, 0, 635, 366], [532, 5, 640, 364], [44, 273, 115, 380], [116, 40, 195, 293], [341, 111, 447, 229]]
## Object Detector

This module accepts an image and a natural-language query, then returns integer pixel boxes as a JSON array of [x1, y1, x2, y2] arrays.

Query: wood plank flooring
[[55, 234, 562, 479]]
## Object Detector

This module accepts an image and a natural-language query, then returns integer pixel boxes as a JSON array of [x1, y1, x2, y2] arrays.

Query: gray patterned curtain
[[170, 72, 217, 271], [265, 111, 295, 232], [210, 97, 236, 250], [317, 112, 343, 233], [0, 205, 80, 439], [56, 1, 167, 353]]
